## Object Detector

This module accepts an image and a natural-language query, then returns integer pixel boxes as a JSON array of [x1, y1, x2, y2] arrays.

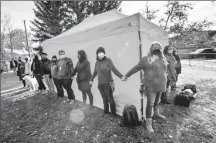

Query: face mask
[[152, 49, 161, 55], [77, 55, 81, 60], [59, 55, 65, 59], [98, 52, 105, 59], [168, 49, 173, 53], [25, 58, 28, 61]]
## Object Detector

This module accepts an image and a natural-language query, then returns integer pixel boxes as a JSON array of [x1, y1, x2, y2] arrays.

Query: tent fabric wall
[[42, 9, 169, 120]]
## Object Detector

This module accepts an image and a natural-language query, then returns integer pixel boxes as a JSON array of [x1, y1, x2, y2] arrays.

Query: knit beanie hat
[[52, 55, 57, 60], [96, 47, 105, 55]]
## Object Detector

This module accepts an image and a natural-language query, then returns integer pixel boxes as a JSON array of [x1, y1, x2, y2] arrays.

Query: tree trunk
[[164, 2, 176, 30]]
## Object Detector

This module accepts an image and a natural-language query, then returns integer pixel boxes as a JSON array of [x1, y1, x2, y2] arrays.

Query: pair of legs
[[146, 89, 166, 132], [98, 84, 116, 115], [35, 74, 46, 90], [56, 78, 75, 100], [161, 79, 170, 103], [43, 74, 55, 93], [81, 89, 93, 105]]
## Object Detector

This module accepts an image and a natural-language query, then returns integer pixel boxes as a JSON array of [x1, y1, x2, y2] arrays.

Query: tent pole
[[138, 30, 144, 122]]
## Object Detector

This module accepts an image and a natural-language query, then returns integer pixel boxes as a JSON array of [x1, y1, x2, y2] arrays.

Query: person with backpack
[[72, 50, 93, 105], [57, 50, 76, 104], [160, 45, 177, 104], [122, 42, 167, 133], [90, 47, 124, 116], [173, 49, 181, 87], [41, 52, 55, 94]]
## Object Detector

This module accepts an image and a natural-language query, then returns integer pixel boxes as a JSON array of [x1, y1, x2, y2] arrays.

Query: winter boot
[[146, 118, 154, 133], [154, 107, 166, 119]]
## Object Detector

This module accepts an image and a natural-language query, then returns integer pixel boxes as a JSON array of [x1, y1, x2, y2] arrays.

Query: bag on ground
[[120, 105, 142, 127], [174, 92, 191, 107]]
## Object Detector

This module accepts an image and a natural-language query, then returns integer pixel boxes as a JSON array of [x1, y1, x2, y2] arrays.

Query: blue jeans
[[146, 88, 162, 118]]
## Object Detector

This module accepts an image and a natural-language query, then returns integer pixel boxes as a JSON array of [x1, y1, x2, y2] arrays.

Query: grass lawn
[[1, 64, 216, 143]]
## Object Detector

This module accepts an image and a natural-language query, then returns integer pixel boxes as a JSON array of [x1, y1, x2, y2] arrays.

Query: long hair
[[163, 45, 171, 55], [78, 50, 87, 61], [147, 42, 167, 65]]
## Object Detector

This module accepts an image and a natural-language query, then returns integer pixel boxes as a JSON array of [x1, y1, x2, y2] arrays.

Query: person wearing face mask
[[160, 45, 177, 104], [17, 57, 26, 87], [90, 47, 123, 116], [122, 42, 167, 133], [50, 55, 60, 97], [57, 50, 75, 103], [41, 52, 54, 94], [72, 50, 93, 105]]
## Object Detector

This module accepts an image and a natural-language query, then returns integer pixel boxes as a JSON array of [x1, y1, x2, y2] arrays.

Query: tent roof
[[43, 9, 168, 44]]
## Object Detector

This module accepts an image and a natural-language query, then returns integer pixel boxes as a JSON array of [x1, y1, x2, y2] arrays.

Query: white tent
[[43, 9, 169, 120]]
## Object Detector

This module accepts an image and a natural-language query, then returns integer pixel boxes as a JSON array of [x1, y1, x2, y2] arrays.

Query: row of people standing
[[20, 43, 181, 133]]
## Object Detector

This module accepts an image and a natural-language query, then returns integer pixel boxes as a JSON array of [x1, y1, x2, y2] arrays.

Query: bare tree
[[1, 13, 13, 60], [142, 1, 159, 21]]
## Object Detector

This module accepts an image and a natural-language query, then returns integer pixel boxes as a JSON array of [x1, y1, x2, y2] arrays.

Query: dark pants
[[58, 78, 75, 100], [53, 78, 61, 97], [161, 79, 170, 101], [98, 84, 116, 114], [82, 89, 93, 105], [22, 80, 26, 87], [35, 74, 46, 90]]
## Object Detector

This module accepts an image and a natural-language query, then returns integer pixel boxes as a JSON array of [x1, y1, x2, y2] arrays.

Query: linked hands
[[121, 75, 127, 81]]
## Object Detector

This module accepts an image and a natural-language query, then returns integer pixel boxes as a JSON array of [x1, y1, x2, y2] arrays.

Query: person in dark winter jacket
[[50, 55, 60, 97], [160, 45, 177, 104], [72, 50, 93, 105], [173, 49, 181, 86], [10, 59, 18, 72], [122, 42, 167, 133], [31, 46, 46, 90], [90, 47, 123, 116], [41, 52, 55, 94], [17, 57, 26, 87], [57, 50, 75, 103]]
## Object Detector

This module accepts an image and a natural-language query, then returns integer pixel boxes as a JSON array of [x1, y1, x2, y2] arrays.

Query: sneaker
[[69, 99, 75, 104]]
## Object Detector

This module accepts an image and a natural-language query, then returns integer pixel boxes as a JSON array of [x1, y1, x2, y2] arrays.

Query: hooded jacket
[[57, 57, 74, 79]]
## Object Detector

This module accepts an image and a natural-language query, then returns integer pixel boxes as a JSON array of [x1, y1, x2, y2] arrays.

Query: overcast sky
[[1, 1, 216, 32]]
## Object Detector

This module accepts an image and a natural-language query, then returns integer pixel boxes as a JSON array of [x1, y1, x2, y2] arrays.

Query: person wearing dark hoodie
[[31, 46, 46, 90], [57, 50, 75, 104], [17, 57, 26, 87], [90, 47, 123, 116], [122, 42, 167, 133], [160, 45, 177, 104], [72, 50, 93, 105], [173, 49, 181, 87]]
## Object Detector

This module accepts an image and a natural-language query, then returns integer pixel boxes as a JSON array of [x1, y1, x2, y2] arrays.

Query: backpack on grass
[[120, 105, 142, 127]]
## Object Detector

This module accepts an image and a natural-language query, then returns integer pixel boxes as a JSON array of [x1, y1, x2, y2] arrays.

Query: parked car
[[189, 48, 216, 59]]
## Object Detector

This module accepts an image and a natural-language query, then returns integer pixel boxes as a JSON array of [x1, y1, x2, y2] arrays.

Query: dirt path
[[1, 65, 216, 143]]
